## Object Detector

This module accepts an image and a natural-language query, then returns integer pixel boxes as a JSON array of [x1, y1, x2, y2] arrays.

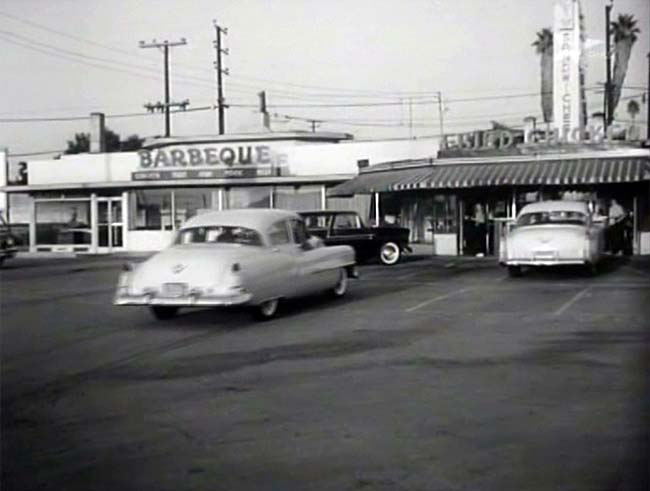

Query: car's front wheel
[[507, 265, 522, 277], [253, 298, 279, 321], [379, 242, 401, 265], [330, 268, 348, 298], [150, 306, 178, 320]]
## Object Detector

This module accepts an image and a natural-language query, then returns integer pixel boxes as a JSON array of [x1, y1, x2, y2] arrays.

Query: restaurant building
[[329, 127, 650, 256], [0, 126, 436, 253]]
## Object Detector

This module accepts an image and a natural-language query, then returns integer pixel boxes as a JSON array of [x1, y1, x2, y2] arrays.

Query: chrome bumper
[[502, 258, 588, 266], [114, 291, 253, 307]]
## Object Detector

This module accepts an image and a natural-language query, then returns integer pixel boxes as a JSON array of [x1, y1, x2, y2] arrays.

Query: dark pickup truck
[[299, 210, 411, 265]]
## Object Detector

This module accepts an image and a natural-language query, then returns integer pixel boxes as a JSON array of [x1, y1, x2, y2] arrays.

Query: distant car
[[499, 200, 605, 276], [299, 210, 411, 265], [0, 216, 18, 267], [114, 209, 358, 320]]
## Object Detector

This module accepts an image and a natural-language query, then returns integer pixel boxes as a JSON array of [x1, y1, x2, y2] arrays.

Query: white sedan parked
[[499, 200, 606, 276], [115, 209, 357, 320]]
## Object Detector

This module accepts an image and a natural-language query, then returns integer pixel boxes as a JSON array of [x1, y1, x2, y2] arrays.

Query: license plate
[[534, 251, 557, 260], [162, 283, 187, 297]]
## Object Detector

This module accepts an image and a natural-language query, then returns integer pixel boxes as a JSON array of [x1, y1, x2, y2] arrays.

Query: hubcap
[[260, 299, 278, 316], [381, 244, 399, 263]]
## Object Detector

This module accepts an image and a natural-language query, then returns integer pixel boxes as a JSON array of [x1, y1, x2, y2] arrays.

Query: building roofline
[[0, 174, 355, 193], [142, 131, 354, 149]]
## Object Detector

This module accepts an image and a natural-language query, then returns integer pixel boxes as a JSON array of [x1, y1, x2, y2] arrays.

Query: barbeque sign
[[134, 144, 289, 180], [138, 144, 287, 169]]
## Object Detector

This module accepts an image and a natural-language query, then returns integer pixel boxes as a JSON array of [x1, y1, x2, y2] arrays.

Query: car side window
[[333, 214, 358, 230], [289, 219, 309, 245], [268, 220, 291, 246]]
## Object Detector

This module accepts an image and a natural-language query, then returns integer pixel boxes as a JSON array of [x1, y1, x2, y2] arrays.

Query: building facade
[[1, 132, 437, 253], [330, 132, 650, 256]]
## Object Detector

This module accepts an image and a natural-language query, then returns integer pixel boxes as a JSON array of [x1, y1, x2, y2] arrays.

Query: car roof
[[519, 200, 589, 215], [181, 209, 301, 231], [299, 210, 357, 215]]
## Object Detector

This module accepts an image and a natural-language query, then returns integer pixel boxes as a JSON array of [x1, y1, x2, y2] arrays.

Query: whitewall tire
[[331, 268, 349, 298], [253, 298, 279, 321], [379, 242, 401, 265]]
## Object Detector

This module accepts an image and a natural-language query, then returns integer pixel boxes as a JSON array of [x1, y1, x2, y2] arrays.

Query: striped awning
[[329, 156, 650, 196], [327, 166, 432, 196]]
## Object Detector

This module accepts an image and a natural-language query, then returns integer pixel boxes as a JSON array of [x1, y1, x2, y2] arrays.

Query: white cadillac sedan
[[115, 209, 357, 320], [499, 200, 605, 277]]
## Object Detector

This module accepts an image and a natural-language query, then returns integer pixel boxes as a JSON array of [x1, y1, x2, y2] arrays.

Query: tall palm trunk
[[533, 29, 553, 124], [610, 14, 640, 121], [611, 41, 633, 116], [540, 49, 553, 123]]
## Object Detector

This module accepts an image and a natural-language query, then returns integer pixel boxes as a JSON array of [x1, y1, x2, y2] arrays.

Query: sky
[[0, 0, 648, 159]]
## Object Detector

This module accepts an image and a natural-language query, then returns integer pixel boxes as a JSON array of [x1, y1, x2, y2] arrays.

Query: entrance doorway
[[461, 197, 511, 256], [97, 197, 124, 252]]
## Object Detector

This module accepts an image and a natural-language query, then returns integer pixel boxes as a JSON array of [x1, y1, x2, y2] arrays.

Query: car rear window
[[517, 211, 587, 226], [176, 226, 263, 246], [303, 215, 330, 229]]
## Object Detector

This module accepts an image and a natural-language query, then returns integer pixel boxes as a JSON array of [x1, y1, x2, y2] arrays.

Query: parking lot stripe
[[405, 287, 472, 313], [553, 287, 590, 316]]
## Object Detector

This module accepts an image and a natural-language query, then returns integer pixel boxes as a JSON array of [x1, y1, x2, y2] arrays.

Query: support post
[[374, 192, 380, 227]]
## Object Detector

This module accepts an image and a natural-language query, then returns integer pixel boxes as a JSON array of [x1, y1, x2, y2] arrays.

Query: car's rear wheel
[[150, 306, 178, 320], [253, 298, 279, 321], [330, 268, 348, 298], [379, 242, 401, 265], [507, 265, 522, 277]]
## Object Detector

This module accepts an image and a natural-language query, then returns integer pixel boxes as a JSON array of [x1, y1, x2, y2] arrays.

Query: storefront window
[[273, 185, 321, 211], [431, 195, 458, 234], [174, 188, 213, 228], [130, 190, 173, 230], [226, 186, 271, 209], [35, 200, 91, 245]]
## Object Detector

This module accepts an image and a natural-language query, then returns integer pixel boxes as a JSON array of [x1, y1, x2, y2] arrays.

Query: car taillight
[[231, 262, 241, 273]]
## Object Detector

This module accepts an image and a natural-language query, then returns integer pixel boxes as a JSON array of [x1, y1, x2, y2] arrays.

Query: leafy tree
[[610, 14, 640, 122], [532, 28, 553, 123], [65, 133, 91, 154], [65, 128, 144, 154]]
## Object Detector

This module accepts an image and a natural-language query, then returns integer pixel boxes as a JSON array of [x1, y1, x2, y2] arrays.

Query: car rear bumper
[[114, 291, 253, 307], [501, 258, 588, 267]]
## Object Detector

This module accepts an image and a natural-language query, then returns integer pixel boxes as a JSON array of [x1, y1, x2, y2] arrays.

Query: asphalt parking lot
[[1, 253, 649, 491]]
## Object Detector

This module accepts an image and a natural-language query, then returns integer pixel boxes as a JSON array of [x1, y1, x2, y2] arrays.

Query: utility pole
[[605, 1, 613, 132], [437, 91, 445, 137], [258, 90, 270, 130], [647, 52, 649, 140], [139, 38, 187, 138], [213, 20, 229, 135]]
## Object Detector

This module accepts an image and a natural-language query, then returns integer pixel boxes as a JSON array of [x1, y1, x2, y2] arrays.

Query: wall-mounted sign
[[133, 167, 282, 181], [133, 144, 289, 180], [439, 124, 606, 157], [553, 0, 586, 141], [138, 144, 287, 169]]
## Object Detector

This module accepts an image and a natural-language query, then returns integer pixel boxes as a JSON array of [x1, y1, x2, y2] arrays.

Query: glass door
[[97, 197, 124, 252]]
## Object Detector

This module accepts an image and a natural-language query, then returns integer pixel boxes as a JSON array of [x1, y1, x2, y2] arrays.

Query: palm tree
[[532, 28, 553, 123], [610, 14, 640, 121]]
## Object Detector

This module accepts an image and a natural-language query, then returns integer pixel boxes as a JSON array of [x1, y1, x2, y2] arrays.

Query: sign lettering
[[138, 145, 284, 169]]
